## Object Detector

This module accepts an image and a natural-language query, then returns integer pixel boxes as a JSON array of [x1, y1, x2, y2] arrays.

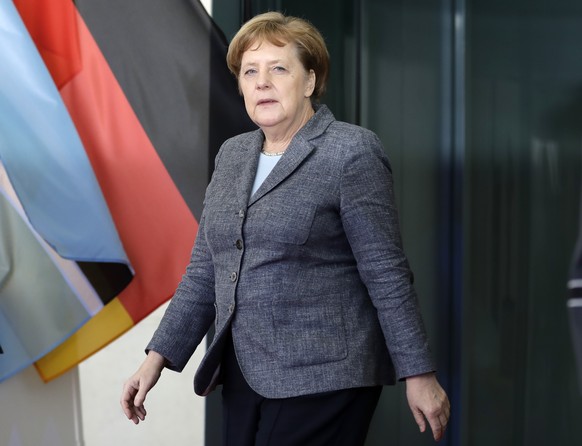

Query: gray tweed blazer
[[147, 105, 435, 398]]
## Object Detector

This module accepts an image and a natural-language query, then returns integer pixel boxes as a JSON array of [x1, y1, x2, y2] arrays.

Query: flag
[[1, 0, 254, 382], [0, 0, 133, 382]]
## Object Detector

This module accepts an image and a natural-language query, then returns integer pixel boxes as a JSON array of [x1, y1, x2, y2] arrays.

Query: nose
[[256, 71, 271, 90]]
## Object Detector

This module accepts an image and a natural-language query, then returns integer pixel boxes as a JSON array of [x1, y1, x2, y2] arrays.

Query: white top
[[250, 153, 282, 197]]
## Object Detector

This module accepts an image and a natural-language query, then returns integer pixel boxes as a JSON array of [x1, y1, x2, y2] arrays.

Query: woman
[[121, 11, 450, 445]]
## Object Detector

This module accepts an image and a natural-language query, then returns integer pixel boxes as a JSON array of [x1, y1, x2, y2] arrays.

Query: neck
[[262, 105, 315, 154]]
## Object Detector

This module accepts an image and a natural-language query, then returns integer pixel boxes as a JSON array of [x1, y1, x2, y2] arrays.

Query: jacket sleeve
[[339, 130, 436, 379], [145, 149, 226, 372]]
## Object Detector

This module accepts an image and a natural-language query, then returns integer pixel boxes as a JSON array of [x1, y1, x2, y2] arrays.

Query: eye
[[273, 66, 287, 73], [242, 68, 257, 76]]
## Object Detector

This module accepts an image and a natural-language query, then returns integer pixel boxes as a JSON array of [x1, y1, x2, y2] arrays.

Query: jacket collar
[[239, 104, 335, 206]]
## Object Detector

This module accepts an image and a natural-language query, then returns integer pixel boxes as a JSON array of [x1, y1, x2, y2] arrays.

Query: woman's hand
[[120, 351, 166, 424], [405, 372, 450, 441]]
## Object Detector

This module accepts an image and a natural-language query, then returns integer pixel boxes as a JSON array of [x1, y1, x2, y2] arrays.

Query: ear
[[305, 69, 316, 98]]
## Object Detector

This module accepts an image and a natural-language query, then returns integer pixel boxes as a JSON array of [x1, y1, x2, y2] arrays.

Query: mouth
[[257, 99, 277, 106]]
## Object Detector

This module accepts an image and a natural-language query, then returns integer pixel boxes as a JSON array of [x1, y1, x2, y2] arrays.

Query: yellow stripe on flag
[[35, 298, 133, 381]]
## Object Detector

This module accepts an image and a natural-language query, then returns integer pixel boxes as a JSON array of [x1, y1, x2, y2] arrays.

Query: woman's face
[[238, 40, 315, 133]]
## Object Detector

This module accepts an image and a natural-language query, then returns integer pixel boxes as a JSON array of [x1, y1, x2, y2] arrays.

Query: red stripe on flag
[[14, 0, 81, 89], [58, 10, 198, 322]]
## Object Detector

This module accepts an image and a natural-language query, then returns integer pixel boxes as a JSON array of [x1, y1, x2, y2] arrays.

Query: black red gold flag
[[0, 0, 253, 382]]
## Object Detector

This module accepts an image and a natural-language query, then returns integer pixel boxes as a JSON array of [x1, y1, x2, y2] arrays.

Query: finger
[[120, 401, 140, 425], [439, 415, 448, 428], [411, 409, 427, 433], [132, 384, 149, 422], [428, 416, 446, 441], [443, 400, 451, 416], [123, 403, 146, 424], [134, 404, 147, 421], [120, 393, 137, 421], [130, 413, 140, 425], [133, 383, 149, 408], [121, 382, 147, 424], [121, 403, 136, 422]]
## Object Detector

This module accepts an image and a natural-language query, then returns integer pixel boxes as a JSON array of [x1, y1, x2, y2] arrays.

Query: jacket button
[[235, 239, 243, 250], [228, 304, 235, 313], [229, 272, 238, 282], [238, 209, 245, 218]]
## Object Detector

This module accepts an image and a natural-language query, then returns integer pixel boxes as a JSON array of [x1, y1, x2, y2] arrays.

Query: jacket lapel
[[248, 105, 335, 206], [248, 137, 313, 206], [234, 130, 263, 209]]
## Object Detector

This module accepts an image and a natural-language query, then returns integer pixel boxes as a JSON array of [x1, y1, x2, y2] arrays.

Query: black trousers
[[221, 334, 382, 446]]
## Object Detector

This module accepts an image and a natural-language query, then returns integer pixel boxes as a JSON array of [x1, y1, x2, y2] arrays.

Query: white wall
[[78, 303, 207, 446], [0, 367, 83, 446]]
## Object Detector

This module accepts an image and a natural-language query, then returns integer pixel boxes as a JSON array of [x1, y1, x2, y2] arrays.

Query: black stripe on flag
[[75, 0, 255, 219], [77, 261, 134, 305]]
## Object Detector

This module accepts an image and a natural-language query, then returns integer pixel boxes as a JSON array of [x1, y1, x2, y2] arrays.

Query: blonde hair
[[227, 11, 330, 99]]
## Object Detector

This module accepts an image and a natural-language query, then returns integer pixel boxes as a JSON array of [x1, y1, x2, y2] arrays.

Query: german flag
[[0, 0, 253, 382]]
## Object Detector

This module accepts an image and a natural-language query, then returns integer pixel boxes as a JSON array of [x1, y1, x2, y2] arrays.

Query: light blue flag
[[0, 0, 129, 265]]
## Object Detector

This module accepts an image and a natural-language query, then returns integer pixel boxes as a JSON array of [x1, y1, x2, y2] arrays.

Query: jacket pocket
[[272, 293, 348, 367], [260, 202, 316, 245]]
